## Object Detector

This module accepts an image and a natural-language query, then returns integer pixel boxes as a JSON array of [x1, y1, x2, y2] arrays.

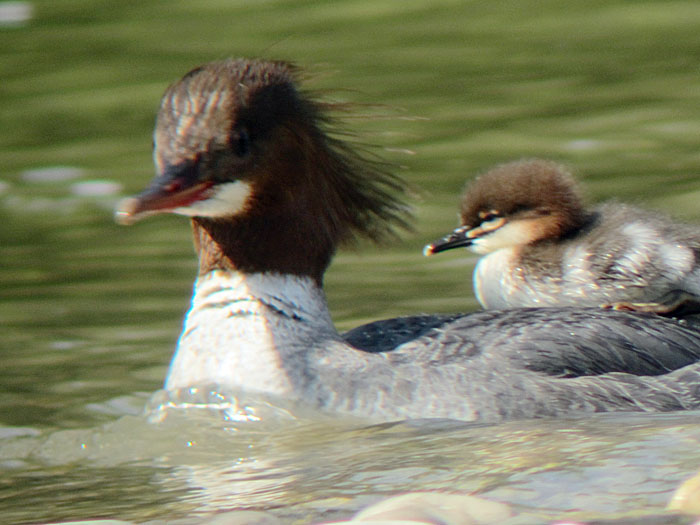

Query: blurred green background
[[3, 0, 700, 398], [2, 1, 700, 523]]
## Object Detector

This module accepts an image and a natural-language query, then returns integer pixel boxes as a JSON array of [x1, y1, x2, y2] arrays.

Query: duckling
[[425, 159, 700, 315]]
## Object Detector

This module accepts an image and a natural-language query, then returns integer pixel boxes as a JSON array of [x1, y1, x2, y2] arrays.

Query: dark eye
[[233, 128, 251, 158], [480, 210, 500, 222]]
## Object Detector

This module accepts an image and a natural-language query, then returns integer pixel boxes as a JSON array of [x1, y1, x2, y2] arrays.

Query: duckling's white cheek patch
[[174, 180, 253, 218], [470, 221, 537, 254]]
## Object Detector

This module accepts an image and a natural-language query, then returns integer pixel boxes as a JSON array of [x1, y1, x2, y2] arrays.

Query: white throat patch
[[174, 180, 253, 218]]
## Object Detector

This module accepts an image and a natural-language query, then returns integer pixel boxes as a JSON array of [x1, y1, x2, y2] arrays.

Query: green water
[[3, 0, 700, 523]]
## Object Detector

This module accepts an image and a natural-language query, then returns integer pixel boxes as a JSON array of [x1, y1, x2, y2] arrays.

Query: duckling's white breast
[[474, 247, 576, 308], [473, 248, 523, 309]]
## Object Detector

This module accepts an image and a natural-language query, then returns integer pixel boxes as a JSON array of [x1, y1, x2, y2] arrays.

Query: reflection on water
[[3, 0, 700, 523], [0, 1, 32, 27]]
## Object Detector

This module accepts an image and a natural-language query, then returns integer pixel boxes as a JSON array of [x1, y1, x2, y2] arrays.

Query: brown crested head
[[116, 59, 410, 283], [459, 159, 587, 240]]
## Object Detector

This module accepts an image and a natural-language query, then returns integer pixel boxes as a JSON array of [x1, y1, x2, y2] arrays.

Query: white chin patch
[[174, 180, 253, 218]]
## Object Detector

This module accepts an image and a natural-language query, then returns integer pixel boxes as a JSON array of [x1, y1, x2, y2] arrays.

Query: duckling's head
[[425, 159, 587, 256], [116, 59, 410, 282]]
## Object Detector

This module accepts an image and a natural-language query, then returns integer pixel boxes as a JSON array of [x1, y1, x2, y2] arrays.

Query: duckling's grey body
[[476, 202, 700, 310], [428, 160, 700, 314]]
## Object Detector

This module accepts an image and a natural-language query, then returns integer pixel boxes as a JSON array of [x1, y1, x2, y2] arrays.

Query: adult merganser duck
[[116, 59, 700, 422], [425, 159, 700, 315]]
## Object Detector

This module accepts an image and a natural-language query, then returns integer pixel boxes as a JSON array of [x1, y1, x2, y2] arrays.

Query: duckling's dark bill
[[424, 227, 473, 256]]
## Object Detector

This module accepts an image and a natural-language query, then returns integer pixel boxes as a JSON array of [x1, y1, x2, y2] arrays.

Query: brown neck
[[192, 212, 334, 285]]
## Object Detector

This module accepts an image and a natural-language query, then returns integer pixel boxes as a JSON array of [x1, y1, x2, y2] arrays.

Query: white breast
[[165, 271, 337, 393]]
